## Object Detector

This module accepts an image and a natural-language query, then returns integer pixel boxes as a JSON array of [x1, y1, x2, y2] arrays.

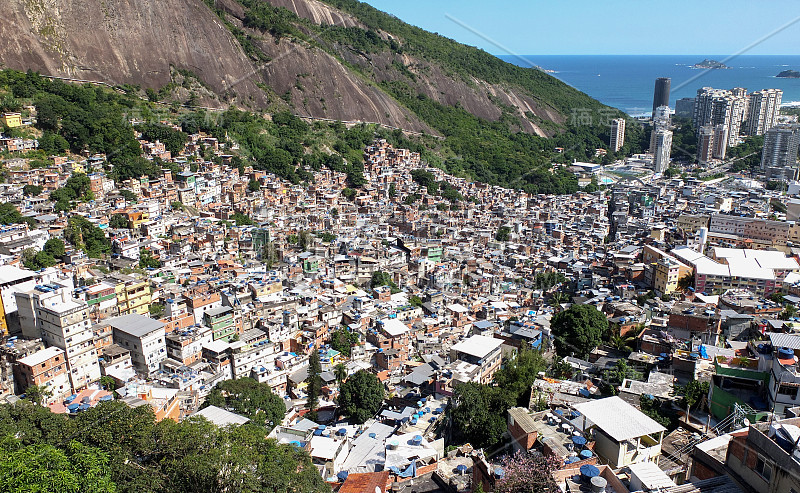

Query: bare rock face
[[267, 0, 362, 28], [263, 0, 562, 136], [0, 0, 567, 136], [0, 0, 432, 131], [1, 0, 267, 104]]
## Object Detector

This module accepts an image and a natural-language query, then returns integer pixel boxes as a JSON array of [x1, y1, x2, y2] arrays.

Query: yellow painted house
[[653, 258, 682, 296], [114, 278, 152, 316], [128, 211, 150, 230], [1, 113, 22, 128]]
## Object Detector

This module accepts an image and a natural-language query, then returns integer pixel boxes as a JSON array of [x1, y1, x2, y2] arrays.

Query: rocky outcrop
[[0, 0, 576, 136]]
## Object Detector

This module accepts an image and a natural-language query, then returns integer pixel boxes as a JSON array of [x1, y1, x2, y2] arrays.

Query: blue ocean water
[[498, 55, 800, 116]]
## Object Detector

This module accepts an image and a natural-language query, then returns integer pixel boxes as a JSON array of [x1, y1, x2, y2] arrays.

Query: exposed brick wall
[[508, 420, 537, 451], [691, 460, 719, 481]]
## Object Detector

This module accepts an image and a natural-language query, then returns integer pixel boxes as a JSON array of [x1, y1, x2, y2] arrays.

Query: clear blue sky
[[361, 0, 800, 55]]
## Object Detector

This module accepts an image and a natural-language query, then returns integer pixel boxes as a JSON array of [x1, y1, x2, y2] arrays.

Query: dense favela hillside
[[0, 0, 647, 193]]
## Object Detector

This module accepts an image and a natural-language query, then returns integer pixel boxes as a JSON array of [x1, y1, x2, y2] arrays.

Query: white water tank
[[590, 476, 607, 493]]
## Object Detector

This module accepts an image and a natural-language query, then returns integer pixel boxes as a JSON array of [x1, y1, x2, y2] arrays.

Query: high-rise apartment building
[[653, 128, 673, 174], [609, 118, 625, 152], [693, 87, 747, 148], [713, 124, 729, 160], [697, 126, 714, 165], [650, 105, 671, 153], [652, 78, 671, 117], [761, 125, 800, 181], [675, 98, 695, 118], [746, 88, 782, 136]]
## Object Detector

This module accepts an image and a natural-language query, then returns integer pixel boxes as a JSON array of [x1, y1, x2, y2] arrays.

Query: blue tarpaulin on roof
[[389, 461, 416, 478]]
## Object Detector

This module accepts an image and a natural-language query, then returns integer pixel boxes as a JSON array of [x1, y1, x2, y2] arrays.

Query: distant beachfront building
[[609, 118, 625, 152], [746, 88, 782, 136], [652, 77, 671, 118], [693, 87, 747, 148]]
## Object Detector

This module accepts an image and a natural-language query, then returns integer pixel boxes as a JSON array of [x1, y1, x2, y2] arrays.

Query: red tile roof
[[338, 471, 389, 493]]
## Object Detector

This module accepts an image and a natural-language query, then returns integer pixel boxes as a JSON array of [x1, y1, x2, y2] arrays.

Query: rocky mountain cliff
[[0, 0, 610, 137]]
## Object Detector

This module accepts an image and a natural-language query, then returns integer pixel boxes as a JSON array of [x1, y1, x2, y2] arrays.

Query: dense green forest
[[0, 395, 327, 492]]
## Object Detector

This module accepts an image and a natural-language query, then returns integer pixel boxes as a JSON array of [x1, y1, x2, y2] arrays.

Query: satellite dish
[[375, 488, 382, 493], [743, 418, 751, 427]]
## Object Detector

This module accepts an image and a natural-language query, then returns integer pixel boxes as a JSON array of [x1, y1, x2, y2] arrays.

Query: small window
[[778, 385, 798, 400], [755, 456, 771, 481]]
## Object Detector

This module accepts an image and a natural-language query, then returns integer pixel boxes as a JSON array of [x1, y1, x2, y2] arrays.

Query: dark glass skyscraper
[[652, 77, 671, 115]]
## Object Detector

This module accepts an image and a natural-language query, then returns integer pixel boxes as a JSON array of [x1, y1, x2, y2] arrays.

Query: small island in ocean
[[777, 69, 800, 78], [692, 58, 731, 69]]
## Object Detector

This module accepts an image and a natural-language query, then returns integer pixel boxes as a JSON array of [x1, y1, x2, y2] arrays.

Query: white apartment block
[[15, 284, 101, 391]]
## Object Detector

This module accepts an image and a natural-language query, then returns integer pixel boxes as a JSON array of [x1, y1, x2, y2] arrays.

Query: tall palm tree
[[607, 324, 643, 353], [549, 292, 568, 311], [334, 363, 347, 386]]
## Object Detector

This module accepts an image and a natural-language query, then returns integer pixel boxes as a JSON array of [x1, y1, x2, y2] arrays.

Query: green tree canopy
[[231, 212, 254, 226], [0, 399, 328, 493], [0, 202, 31, 226], [680, 380, 710, 410], [0, 437, 117, 492], [334, 363, 348, 385], [370, 270, 399, 293], [21, 248, 57, 271], [64, 216, 110, 258], [306, 351, 322, 413], [337, 370, 384, 424], [602, 359, 642, 395], [449, 382, 511, 449], [139, 248, 160, 269], [137, 122, 189, 155], [118, 189, 137, 203], [43, 238, 66, 258], [493, 345, 547, 406], [329, 328, 359, 357], [22, 184, 43, 197], [204, 378, 285, 431], [550, 304, 608, 358], [109, 214, 129, 229], [495, 226, 511, 242]]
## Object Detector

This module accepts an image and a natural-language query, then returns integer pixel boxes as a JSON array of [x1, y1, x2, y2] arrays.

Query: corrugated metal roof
[[768, 332, 800, 350], [193, 405, 249, 427], [573, 396, 666, 442]]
